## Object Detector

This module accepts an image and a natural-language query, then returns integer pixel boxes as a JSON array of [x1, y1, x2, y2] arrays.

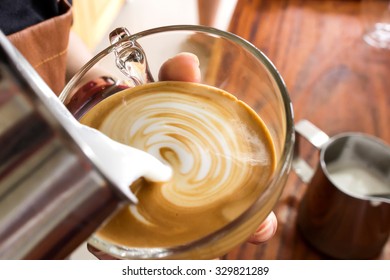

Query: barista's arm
[[66, 30, 109, 84]]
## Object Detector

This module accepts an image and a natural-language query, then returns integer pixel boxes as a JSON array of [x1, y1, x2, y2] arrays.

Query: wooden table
[[220, 0, 390, 260]]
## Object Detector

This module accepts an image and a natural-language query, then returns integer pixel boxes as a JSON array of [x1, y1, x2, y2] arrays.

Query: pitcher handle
[[293, 120, 330, 183]]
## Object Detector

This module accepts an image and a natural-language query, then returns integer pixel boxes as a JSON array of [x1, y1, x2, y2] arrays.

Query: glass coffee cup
[[60, 25, 294, 259]]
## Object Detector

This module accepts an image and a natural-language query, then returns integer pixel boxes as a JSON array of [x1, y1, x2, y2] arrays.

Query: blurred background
[[72, 0, 237, 52]]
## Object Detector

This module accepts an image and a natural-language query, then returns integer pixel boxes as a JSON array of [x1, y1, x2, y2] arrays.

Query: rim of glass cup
[[60, 25, 295, 259]]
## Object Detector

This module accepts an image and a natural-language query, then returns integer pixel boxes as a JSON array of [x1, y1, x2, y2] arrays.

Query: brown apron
[[8, 0, 73, 95]]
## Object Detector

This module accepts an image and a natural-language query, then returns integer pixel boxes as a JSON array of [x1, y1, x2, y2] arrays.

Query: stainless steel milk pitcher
[[0, 31, 130, 259]]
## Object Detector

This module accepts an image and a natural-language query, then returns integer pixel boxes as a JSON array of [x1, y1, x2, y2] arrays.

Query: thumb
[[158, 52, 201, 83]]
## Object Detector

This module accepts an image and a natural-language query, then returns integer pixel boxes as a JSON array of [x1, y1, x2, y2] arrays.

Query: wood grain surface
[[222, 0, 390, 260]]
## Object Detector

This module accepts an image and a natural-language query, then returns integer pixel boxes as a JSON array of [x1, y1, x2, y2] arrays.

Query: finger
[[247, 212, 277, 245], [158, 52, 201, 83]]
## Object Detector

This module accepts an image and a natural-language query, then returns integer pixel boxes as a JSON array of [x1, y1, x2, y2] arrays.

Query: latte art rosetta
[[81, 81, 276, 247]]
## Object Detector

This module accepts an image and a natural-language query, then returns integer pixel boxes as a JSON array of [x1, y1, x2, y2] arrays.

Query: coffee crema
[[81, 81, 276, 248]]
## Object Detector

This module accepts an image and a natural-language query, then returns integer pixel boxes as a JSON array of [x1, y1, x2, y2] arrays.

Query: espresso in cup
[[81, 81, 276, 248]]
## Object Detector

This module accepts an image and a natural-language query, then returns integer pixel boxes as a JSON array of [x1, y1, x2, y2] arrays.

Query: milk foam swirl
[[89, 84, 270, 208], [81, 82, 275, 246]]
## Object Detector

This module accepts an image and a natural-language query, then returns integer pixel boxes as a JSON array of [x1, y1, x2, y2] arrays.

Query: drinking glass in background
[[361, 0, 390, 49]]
